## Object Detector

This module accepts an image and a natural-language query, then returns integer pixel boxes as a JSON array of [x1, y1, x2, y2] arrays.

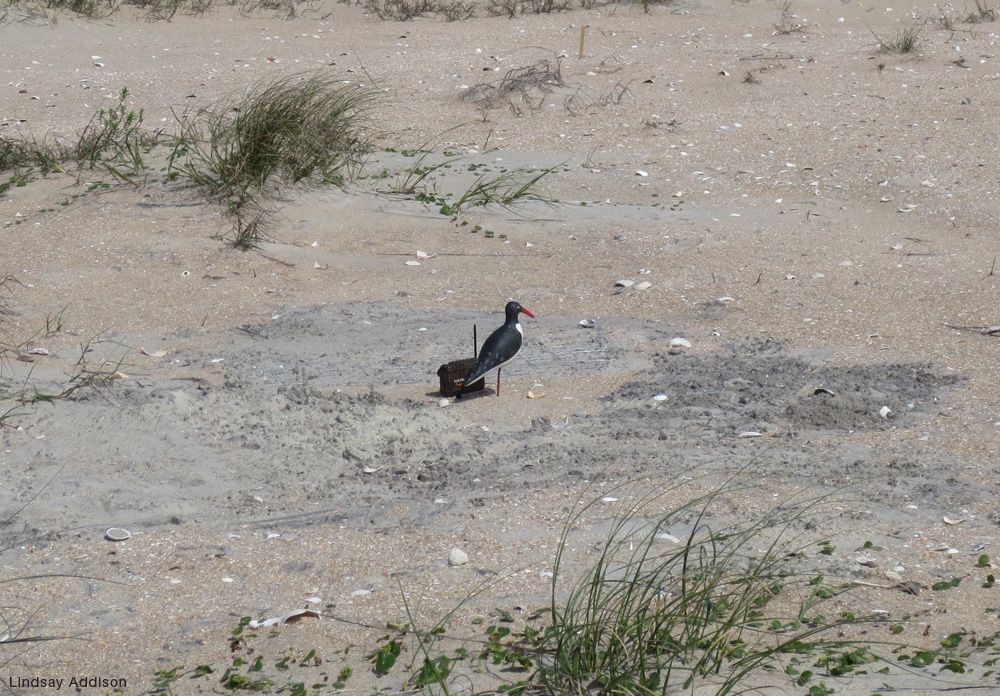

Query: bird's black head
[[504, 301, 536, 321]]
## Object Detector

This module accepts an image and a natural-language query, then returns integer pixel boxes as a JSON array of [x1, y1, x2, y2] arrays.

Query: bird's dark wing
[[463, 328, 521, 385]]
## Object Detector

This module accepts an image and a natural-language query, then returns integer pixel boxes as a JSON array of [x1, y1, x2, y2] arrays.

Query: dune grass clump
[[526, 486, 868, 694], [0, 136, 61, 196], [169, 73, 375, 248], [1, 88, 152, 193], [873, 24, 922, 53]]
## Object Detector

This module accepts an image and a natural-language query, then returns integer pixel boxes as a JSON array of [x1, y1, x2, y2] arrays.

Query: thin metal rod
[[473, 325, 478, 359], [496, 368, 501, 397]]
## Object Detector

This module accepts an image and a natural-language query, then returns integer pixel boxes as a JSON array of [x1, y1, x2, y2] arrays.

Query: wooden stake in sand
[[579, 25, 589, 59]]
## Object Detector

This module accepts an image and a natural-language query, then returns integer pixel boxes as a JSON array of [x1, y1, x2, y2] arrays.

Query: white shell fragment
[[579, 318, 597, 328], [615, 279, 635, 288], [139, 347, 168, 358], [635, 169, 649, 177], [942, 516, 965, 525], [527, 390, 546, 399], [634, 281, 652, 291], [600, 496, 619, 503], [879, 406, 892, 419], [669, 337, 692, 349], [105, 527, 131, 542], [652, 394, 668, 402], [655, 532, 681, 544], [248, 608, 321, 629], [25, 347, 50, 356], [855, 555, 877, 567], [448, 547, 469, 566], [738, 431, 763, 439], [416, 250, 436, 260], [404, 260, 421, 266]]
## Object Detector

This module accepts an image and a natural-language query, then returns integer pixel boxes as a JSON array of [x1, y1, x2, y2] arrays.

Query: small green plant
[[387, 128, 465, 196], [449, 164, 560, 214], [873, 24, 923, 53], [370, 637, 403, 675], [71, 87, 158, 186]]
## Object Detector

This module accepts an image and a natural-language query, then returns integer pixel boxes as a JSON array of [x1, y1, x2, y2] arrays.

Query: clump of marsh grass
[[530, 484, 872, 694], [70, 87, 158, 186], [0, 135, 62, 196], [0, 136, 59, 175], [873, 24, 923, 53], [361, 0, 436, 20], [484, 0, 519, 17], [169, 72, 376, 248]]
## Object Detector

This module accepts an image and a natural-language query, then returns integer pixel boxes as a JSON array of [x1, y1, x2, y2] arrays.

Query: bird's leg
[[496, 368, 501, 397]]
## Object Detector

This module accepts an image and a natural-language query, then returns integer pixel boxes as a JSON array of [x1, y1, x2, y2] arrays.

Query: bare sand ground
[[2, 0, 1000, 692]]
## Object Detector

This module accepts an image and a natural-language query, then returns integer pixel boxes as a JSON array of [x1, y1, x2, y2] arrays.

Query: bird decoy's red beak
[[520, 307, 536, 318]]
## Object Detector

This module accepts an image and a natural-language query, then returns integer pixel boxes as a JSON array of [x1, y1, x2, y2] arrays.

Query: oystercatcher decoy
[[463, 301, 536, 396]]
